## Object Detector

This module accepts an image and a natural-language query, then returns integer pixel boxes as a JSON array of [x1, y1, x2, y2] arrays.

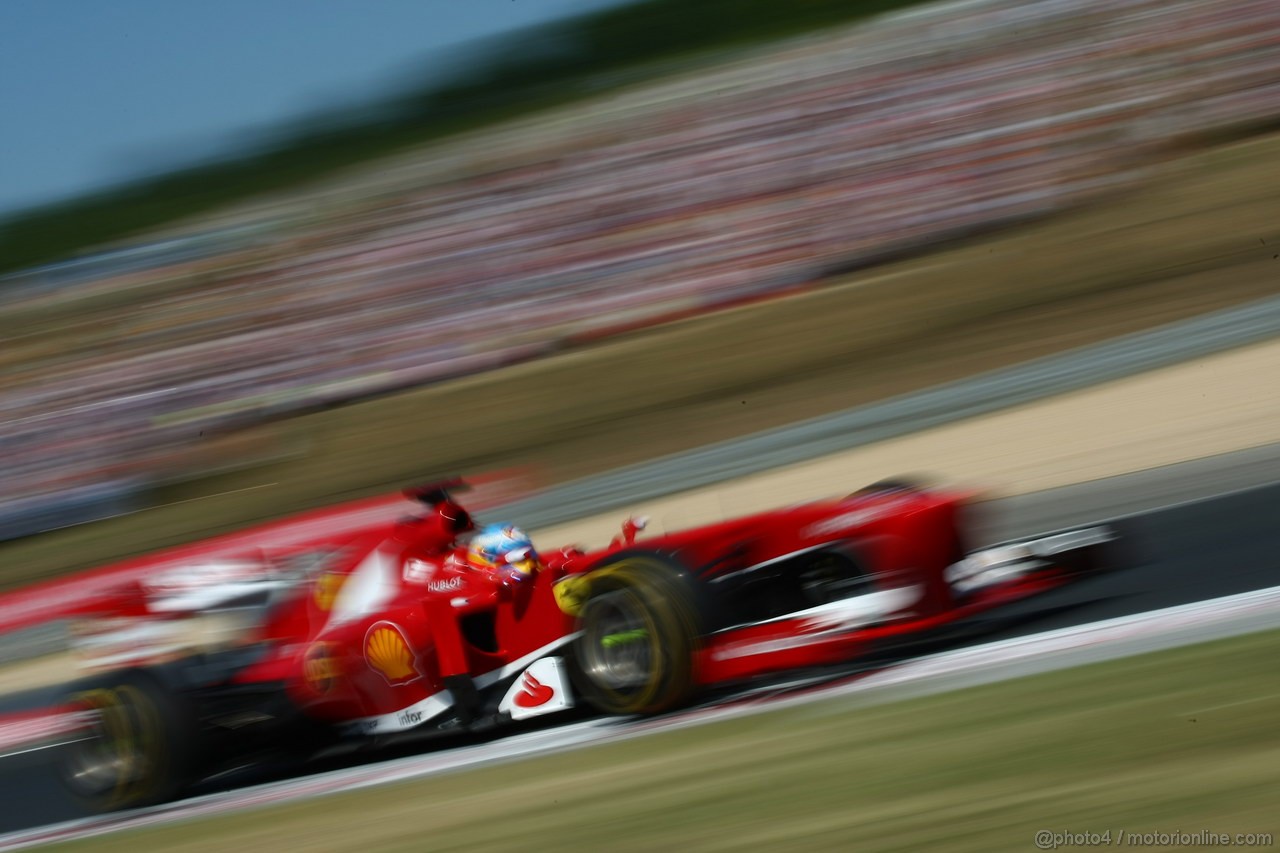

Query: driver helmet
[[467, 524, 540, 576]]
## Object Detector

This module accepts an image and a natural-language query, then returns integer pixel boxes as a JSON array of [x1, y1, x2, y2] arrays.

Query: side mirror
[[611, 516, 650, 547]]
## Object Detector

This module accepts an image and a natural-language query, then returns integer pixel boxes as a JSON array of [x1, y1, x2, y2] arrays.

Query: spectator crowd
[[2, 0, 1277, 537]]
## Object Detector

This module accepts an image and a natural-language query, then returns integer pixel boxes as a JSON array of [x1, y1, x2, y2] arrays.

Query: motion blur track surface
[[0, 444, 1276, 836]]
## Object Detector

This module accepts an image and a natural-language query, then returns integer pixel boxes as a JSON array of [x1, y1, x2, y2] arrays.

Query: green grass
[[52, 629, 1280, 852]]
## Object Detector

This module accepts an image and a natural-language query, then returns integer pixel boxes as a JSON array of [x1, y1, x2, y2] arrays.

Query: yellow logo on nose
[[364, 622, 420, 685]]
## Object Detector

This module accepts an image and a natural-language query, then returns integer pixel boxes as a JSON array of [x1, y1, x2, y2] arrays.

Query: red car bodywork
[[119, 482, 1101, 729], [50, 479, 1112, 808]]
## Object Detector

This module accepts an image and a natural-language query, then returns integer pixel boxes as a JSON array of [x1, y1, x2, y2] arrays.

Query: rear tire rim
[[63, 689, 149, 803]]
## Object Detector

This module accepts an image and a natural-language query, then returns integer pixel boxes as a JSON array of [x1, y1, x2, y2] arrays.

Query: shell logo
[[303, 642, 341, 694], [364, 621, 422, 685]]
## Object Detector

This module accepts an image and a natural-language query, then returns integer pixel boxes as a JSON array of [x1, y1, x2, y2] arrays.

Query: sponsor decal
[[344, 691, 454, 736], [403, 558, 437, 585], [396, 709, 424, 728], [313, 572, 346, 611], [552, 575, 590, 616], [513, 672, 556, 709], [426, 576, 465, 594], [363, 621, 422, 685], [302, 642, 341, 694], [342, 636, 580, 735], [498, 657, 574, 720]]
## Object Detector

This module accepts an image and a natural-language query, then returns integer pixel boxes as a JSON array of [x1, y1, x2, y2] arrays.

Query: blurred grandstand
[[1, 0, 1278, 540]]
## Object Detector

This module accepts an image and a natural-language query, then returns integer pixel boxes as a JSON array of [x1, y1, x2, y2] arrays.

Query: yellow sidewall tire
[[574, 555, 700, 715]]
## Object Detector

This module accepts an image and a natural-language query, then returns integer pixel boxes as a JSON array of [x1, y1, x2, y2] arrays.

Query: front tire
[[573, 555, 700, 715], [59, 669, 198, 812]]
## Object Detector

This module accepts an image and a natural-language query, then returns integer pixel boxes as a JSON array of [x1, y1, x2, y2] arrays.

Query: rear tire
[[573, 555, 700, 715], [59, 669, 198, 812]]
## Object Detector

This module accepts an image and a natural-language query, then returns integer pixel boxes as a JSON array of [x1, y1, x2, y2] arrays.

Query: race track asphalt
[[0, 445, 1276, 835]]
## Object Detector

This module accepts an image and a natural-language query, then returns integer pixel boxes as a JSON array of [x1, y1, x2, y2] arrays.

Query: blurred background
[[0, 1, 1278, 846], [1, 0, 1278, 583]]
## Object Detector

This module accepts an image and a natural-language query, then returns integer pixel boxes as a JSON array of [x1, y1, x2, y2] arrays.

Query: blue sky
[[0, 0, 632, 213]]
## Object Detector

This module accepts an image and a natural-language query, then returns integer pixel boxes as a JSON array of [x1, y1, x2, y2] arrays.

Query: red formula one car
[[54, 479, 1113, 810]]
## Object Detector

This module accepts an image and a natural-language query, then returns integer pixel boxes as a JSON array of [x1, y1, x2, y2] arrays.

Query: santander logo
[[513, 671, 556, 708], [499, 657, 573, 720]]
